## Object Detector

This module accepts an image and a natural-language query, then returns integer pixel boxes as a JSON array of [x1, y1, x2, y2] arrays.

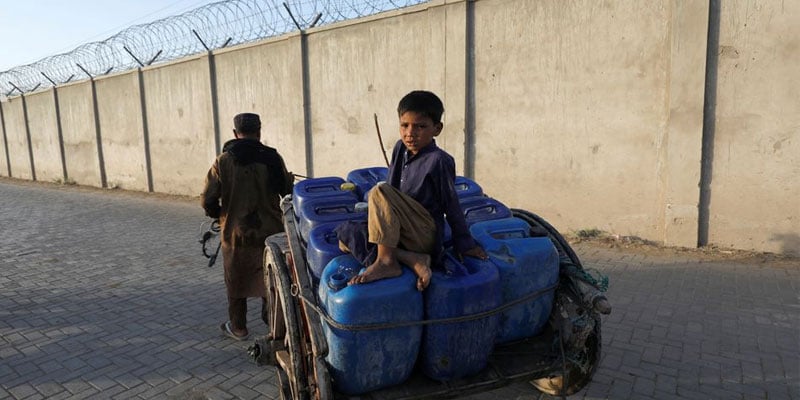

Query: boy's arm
[[439, 159, 486, 259]]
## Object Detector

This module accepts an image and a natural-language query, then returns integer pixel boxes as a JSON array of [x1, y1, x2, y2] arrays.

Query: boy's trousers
[[367, 182, 437, 254]]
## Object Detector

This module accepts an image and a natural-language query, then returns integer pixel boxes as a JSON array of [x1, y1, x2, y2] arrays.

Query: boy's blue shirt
[[387, 139, 477, 255]]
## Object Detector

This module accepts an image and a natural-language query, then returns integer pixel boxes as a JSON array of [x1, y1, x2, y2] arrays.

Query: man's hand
[[460, 245, 488, 261]]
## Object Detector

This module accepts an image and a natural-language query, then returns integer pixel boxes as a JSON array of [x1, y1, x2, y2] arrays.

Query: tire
[[265, 238, 310, 400], [276, 366, 292, 400]]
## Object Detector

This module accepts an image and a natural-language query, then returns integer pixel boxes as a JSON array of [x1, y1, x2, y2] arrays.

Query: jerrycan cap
[[328, 272, 349, 290]]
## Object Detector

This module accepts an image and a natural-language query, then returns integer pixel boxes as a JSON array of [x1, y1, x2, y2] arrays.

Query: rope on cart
[[296, 282, 558, 331], [513, 208, 610, 294], [562, 261, 609, 293]]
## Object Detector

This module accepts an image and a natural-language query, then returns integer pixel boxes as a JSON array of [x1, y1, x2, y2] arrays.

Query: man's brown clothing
[[201, 138, 292, 298]]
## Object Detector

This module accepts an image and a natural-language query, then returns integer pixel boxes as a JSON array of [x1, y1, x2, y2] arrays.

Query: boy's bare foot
[[409, 253, 432, 291], [348, 259, 402, 285], [395, 249, 432, 291]]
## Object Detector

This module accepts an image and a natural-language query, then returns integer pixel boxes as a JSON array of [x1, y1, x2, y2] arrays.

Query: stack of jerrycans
[[315, 167, 423, 394], [312, 169, 560, 392], [304, 167, 388, 279], [422, 176, 559, 379], [293, 176, 363, 279]]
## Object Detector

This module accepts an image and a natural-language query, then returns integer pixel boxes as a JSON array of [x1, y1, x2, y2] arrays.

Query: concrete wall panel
[[95, 71, 148, 191], [305, 2, 460, 178], [2, 97, 32, 179], [58, 82, 101, 187], [472, 1, 677, 241], [660, 1, 710, 247], [438, 1, 468, 172], [1, 101, 13, 176], [711, 1, 800, 255], [143, 57, 215, 196], [214, 38, 307, 176], [26, 90, 63, 183]]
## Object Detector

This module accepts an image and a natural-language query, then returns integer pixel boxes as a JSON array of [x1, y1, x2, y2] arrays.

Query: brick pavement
[[0, 178, 798, 400]]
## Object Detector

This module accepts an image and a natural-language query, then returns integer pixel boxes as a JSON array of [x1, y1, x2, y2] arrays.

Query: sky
[[0, 0, 222, 72]]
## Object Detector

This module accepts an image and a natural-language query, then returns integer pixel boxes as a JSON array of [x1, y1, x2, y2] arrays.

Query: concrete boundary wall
[[142, 56, 215, 196], [25, 90, 63, 183], [1, 97, 33, 180], [0, 96, 11, 176], [709, 0, 800, 256], [95, 70, 149, 192], [58, 82, 102, 187], [214, 36, 307, 176], [0, 0, 797, 256]]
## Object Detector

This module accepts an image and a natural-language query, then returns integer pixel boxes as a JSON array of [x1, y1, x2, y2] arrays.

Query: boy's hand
[[460, 245, 488, 261]]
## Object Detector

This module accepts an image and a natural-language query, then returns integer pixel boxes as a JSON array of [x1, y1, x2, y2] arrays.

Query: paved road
[[1, 178, 798, 400]]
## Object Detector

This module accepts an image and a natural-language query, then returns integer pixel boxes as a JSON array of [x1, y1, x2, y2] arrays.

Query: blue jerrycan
[[444, 196, 512, 246], [346, 167, 388, 201], [421, 251, 501, 381], [469, 217, 559, 343], [292, 176, 357, 220], [454, 176, 483, 200], [306, 222, 345, 280], [297, 197, 365, 243], [319, 255, 423, 395]]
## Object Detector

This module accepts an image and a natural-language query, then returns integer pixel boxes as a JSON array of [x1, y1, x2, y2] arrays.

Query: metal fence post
[[193, 30, 224, 156], [137, 68, 154, 192], [21, 93, 36, 181], [41, 73, 69, 182], [698, 0, 721, 247], [464, 0, 476, 179], [283, 3, 319, 178], [77, 64, 107, 188], [208, 52, 222, 155]]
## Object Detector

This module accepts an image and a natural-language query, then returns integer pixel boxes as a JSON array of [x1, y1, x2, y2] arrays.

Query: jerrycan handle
[[307, 183, 340, 193], [315, 205, 351, 215], [463, 203, 498, 220], [489, 228, 529, 240]]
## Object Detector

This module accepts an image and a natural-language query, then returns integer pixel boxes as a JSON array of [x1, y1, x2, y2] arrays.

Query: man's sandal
[[220, 321, 250, 341]]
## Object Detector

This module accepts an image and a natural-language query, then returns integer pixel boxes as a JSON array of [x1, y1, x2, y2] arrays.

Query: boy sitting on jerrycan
[[336, 90, 487, 290]]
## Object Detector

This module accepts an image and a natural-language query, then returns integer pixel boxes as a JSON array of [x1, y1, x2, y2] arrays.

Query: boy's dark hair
[[397, 90, 444, 124]]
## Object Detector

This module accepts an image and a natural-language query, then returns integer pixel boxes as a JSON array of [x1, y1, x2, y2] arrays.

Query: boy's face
[[399, 111, 442, 155]]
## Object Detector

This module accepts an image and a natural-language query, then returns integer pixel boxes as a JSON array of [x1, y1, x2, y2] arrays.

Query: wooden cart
[[250, 196, 609, 400]]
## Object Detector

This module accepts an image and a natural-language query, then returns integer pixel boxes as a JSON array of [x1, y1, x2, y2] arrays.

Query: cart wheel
[[265, 239, 310, 400], [531, 318, 602, 396], [276, 366, 292, 400], [313, 355, 333, 400]]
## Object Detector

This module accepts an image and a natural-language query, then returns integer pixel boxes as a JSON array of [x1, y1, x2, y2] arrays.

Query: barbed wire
[[0, 0, 429, 97]]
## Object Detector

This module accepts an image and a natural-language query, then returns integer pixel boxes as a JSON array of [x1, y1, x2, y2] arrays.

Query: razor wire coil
[[1, 0, 429, 97]]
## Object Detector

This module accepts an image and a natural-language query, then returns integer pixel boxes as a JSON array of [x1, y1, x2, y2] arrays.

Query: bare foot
[[395, 250, 432, 291], [348, 259, 402, 285], [409, 254, 432, 291]]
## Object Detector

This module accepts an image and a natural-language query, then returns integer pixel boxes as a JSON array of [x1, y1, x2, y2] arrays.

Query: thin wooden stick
[[374, 113, 390, 167]]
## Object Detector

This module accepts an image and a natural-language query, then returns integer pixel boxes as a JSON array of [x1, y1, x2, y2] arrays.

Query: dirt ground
[[564, 230, 799, 267]]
